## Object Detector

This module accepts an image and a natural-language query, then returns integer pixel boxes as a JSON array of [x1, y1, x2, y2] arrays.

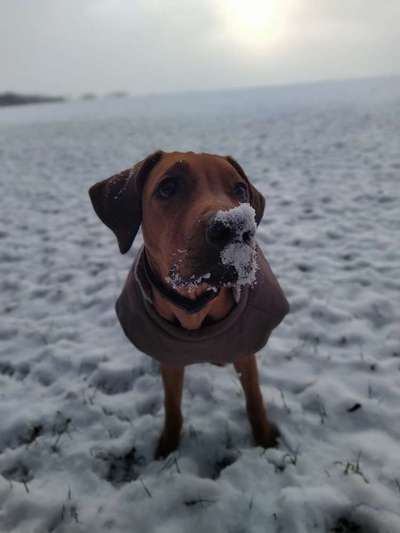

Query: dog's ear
[[89, 150, 163, 253], [225, 156, 265, 225]]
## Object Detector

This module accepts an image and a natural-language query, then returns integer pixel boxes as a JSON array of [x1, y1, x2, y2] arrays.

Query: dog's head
[[89, 151, 265, 288]]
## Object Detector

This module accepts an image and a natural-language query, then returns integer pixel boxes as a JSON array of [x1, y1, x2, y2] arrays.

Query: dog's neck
[[152, 284, 235, 330], [144, 253, 235, 330]]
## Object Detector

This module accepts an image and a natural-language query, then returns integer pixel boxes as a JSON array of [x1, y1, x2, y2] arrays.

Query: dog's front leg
[[234, 354, 280, 448], [155, 364, 185, 459]]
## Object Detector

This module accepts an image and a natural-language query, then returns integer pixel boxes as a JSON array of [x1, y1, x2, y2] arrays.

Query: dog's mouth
[[166, 264, 237, 292], [200, 263, 239, 287], [166, 244, 256, 292], [144, 253, 221, 314]]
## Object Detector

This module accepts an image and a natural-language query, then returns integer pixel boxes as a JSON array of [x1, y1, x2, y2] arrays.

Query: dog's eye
[[156, 177, 179, 199], [233, 182, 249, 202]]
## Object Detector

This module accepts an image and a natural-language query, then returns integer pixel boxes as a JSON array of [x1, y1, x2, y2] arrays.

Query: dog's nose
[[206, 218, 236, 248], [206, 216, 255, 249]]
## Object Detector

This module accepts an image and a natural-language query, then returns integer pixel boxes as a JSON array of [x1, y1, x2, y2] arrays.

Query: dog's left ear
[[225, 156, 265, 225], [89, 150, 163, 253]]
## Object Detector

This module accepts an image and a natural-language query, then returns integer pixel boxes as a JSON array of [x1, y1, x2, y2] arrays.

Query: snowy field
[[0, 77, 399, 533]]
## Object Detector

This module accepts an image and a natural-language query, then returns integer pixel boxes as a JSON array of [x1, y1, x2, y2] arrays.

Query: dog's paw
[[154, 430, 181, 460], [253, 421, 280, 449]]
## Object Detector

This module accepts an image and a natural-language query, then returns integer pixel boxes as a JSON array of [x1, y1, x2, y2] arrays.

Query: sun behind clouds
[[215, 0, 295, 52]]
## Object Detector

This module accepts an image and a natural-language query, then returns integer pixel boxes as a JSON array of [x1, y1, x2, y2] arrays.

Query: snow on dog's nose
[[207, 204, 256, 248], [212, 204, 258, 286]]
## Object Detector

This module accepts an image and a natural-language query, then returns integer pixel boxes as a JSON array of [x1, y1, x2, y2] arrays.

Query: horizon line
[[2, 72, 400, 101]]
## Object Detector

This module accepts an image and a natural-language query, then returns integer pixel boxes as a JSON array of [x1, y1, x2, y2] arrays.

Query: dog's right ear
[[224, 155, 266, 225], [88, 150, 163, 254]]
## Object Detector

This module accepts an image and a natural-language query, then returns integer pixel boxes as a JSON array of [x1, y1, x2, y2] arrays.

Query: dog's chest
[[114, 247, 289, 367]]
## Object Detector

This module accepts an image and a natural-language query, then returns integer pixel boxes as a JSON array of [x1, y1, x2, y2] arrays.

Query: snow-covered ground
[[0, 77, 399, 533]]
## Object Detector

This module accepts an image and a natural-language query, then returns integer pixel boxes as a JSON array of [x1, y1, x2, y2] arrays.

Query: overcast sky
[[1, 0, 399, 96]]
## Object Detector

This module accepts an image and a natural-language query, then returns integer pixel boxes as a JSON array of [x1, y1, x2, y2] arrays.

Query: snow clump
[[214, 203, 258, 286]]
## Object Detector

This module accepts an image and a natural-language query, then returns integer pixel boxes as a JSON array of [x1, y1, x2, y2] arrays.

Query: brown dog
[[89, 151, 289, 458]]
